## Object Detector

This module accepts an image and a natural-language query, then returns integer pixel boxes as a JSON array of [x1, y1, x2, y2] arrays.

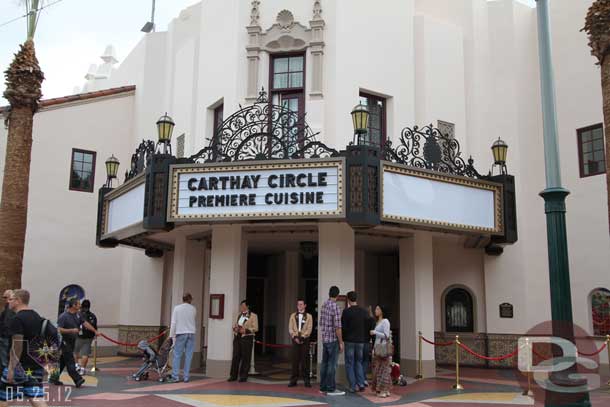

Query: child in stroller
[[132, 337, 173, 382]]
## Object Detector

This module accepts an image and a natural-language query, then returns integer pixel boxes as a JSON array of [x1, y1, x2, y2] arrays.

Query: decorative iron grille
[[125, 140, 155, 182], [381, 125, 481, 178], [190, 89, 339, 163]]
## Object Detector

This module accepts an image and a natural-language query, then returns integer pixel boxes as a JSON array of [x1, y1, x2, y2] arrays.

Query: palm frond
[[21, 0, 43, 40]]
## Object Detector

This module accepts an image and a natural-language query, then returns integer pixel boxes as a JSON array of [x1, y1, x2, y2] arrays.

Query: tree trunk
[[0, 107, 33, 292], [603, 56, 610, 234], [0, 40, 43, 293]]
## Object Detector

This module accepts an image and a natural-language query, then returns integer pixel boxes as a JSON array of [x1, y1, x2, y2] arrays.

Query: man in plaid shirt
[[318, 286, 345, 395]]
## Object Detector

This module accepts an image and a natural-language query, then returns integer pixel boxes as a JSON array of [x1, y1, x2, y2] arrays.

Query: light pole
[[535, 1, 590, 406]]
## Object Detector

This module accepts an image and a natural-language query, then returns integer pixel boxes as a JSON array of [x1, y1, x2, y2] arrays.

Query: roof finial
[[250, 0, 261, 26], [313, 0, 322, 20]]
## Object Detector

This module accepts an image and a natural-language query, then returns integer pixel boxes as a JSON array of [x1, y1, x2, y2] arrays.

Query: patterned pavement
[[38, 356, 610, 406]]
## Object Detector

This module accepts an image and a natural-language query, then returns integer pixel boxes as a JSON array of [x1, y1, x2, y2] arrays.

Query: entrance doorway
[[355, 240, 401, 360], [246, 247, 319, 363]]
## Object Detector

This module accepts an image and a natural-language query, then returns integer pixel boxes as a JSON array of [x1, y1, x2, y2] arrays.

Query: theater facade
[[3, 0, 608, 379], [95, 82, 518, 377]]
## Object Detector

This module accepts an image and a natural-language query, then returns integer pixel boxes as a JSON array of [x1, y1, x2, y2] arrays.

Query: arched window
[[591, 288, 610, 336], [58, 285, 85, 317], [444, 287, 474, 333]]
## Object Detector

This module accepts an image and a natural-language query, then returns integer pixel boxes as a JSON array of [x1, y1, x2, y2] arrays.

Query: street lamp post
[[535, 1, 590, 406]]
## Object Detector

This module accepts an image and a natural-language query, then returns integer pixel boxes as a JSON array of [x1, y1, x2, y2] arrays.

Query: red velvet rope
[[99, 330, 168, 347], [577, 341, 608, 357], [531, 347, 552, 360], [457, 342, 518, 361], [255, 340, 292, 349], [421, 336, 454, 347]]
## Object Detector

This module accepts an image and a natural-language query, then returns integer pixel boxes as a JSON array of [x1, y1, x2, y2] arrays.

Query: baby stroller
[[132, 337, 173, 382]]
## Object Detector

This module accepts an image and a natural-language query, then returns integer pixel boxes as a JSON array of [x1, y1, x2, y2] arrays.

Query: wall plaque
[[499, 302, 514, 318]]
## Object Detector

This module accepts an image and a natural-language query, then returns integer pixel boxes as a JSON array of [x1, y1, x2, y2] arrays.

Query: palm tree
[[0, 1, 45, 292], [583, 0, 610, 232]]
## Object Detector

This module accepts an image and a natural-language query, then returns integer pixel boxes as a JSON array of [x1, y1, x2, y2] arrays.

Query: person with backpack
[[0, 289, 51, 407], [53, 299, 95, 387], [75, 300, 98, 375]]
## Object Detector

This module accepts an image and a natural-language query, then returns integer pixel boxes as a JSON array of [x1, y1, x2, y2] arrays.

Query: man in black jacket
[[0, 290, 15, 373], [341, 291, 369, 393]]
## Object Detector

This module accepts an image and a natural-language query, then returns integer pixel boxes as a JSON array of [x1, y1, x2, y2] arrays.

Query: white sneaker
[[326, 390, 346, 396]]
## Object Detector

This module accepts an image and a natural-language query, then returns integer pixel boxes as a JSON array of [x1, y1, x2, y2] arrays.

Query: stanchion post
[[90, 338, 99, 374], [452, 335, 464, 391], [309, 342, 315, 380], [522, 338, 533, 397], [606, 335, 610, 386], [415, 331, 423, 380], [249, 340, 259, 375]]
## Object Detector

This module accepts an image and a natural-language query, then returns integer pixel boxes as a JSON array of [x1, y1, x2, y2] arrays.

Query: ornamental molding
[[262, 15, 311, 52], [276, 10, 295, 31], [245, 2, 326, 101]]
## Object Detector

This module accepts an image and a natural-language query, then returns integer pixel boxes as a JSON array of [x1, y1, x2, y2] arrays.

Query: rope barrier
[[458, 342, 518, 361], [418, 334, 608, 363], [577, 341, 608, 357], [531, 347, 551, 360], [99, 329, 168, 348], [421, 336, 454, 347], [254, 340, 292, 349]]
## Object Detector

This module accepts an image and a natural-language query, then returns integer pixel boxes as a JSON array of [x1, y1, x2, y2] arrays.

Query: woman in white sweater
[[369, 305, 392, 397]]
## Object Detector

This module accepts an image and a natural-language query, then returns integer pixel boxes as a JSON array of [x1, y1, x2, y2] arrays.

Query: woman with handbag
[[369, 305, 392, 398]]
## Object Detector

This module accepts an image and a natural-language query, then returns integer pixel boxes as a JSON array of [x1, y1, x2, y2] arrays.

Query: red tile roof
[[0, 85, 136, 114]]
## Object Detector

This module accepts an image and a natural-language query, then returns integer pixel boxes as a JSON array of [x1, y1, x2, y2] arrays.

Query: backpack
[[40, 319, 60, 346]]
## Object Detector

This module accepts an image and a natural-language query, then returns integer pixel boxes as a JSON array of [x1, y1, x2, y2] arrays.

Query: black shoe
[[288, 382, 297, 387], [227, 377, 237, 382], [238, 378, 247, 382], [304, 381, 312, 388], [50, 379, 63, 386], [75, 378, 85, 388]]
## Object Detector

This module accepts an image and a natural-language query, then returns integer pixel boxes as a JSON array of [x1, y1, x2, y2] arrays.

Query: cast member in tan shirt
[[228, 300, 258, 382], [288, 298, 313, 387]]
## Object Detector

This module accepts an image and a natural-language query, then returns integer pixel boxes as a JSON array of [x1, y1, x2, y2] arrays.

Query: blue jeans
[[172, 333, 195, 380], [319, 341, 339, 392], [362, 342, 371, 382], [344, 342, 365, 390]]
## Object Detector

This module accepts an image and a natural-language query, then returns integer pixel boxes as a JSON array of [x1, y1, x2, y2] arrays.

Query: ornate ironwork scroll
[[381, 125, 481, 178], [125, 140, 155, 182], [190, 89, 339, 163]]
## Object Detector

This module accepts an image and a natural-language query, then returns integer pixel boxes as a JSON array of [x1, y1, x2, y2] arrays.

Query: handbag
[[373, 330, 394, 358]]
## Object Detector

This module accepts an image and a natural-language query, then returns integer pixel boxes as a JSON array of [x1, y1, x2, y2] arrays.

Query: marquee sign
[[168, 158, 345, 221], [381, 162, 503, 234], [103, 175, 146, 236]]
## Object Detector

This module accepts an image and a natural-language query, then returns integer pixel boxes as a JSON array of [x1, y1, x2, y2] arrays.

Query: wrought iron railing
[[190, 89, 339, 163], [381, 125, 481, 178]]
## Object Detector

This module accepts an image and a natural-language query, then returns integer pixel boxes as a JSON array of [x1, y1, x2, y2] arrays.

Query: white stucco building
[[0, 0, 608, 379]]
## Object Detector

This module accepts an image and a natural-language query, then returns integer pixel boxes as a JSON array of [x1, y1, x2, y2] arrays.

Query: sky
[[0, 0, 200, 104], [0, 0, 536, 104]]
